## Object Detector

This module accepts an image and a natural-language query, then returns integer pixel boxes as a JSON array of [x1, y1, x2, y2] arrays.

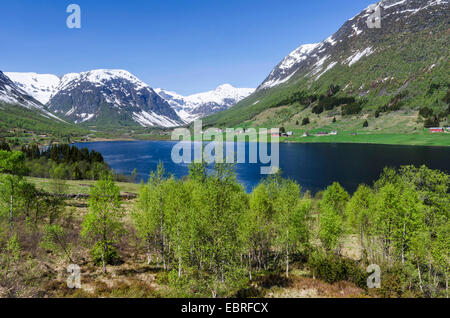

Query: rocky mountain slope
[[45, 70, 182, 128], [0, 71, 65, 123], [5, 72, 60, 104], [204, 0, 450, 130], [155, 84, 254, 123], [6, 70, 253, 128]]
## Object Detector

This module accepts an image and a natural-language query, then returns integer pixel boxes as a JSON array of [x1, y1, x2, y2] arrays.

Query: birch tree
[[81, 175, 123, 273]]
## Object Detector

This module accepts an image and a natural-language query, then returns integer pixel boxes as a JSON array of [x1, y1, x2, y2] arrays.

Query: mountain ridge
[[155, 84, 255, 123], [203, 0, 450, 129], [0, 71, 66, 123], [6, 70, 255, 127]]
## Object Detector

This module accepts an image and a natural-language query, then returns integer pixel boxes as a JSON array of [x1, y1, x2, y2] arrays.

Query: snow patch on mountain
[[56, 69, 149, 93], [345, 47, 374, 66], [4, 72, 60, 104], [316, 62, 338, 80], [278, 43, 320, 71], [155, 84, 255, 123], [0, 72, 66, 123], [383, 0, 407, 9], [259, 43, 320, 89], [132, 110, 181, 127]]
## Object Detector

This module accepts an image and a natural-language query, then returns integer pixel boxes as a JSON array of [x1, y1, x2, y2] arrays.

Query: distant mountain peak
[[156, 85, 255, 123], [46, 69, 182, 127], [57, 69, 150, 92], [0, 71, 66, 123], [5, 72, 61, 104]]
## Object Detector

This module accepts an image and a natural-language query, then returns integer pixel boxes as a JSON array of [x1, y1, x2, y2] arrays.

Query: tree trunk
[[446, 274, 448, 299], [401, 222, 406, 265], [417, 263, 424, 294], [9, 187, 14, 228], [248, 251, 252, 281], [147, 238, 152, 265], [102, 242, 107, 274], [286, 244, 289, 278]]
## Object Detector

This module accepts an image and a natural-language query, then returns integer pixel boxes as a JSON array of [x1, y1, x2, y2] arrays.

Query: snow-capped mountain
[[203, 0, 449, 128], [258, 0, 449, 90], [155, 84, 255, 123], [5, 72, 60, 104], [0, 71, 65, 122], [8, 69, 253, 127], [47, 69, 182, 127]]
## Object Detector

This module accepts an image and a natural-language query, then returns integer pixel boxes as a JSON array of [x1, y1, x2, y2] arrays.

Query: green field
[[183, 130, 450, 147], [26, 176, 141, 195], [280, 131, 450, 146]]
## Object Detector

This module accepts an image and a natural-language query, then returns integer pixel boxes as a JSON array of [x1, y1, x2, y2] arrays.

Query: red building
[[429, 128, 444, 133]]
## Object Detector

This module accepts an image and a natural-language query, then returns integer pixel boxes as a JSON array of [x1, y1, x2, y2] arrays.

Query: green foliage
[[0, 150, 28, 226], [308, 251, 367, 287], [0, 150, 27, 176], [81, 175, 124, 272], [2, 152, 449, 298], [342, 102, 362, 116], [21, 144, 109, 181], [419, 107, 434, 118], [345, 185, 375, 260], [318, 95, 356, 111], [41, 224, 73, 262], [90, 241, 119, 266], [6, 234, 21, 262], [319, 182, 349, 252], [302, 117, 310, 126], [424, 115, 440, 128], [0, 102, 87, 139], [312, 104, 324, 115], [0, 140, 11, 152]]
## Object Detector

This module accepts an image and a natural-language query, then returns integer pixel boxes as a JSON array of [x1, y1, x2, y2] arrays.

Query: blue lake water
[[74, 141, 450, 194]]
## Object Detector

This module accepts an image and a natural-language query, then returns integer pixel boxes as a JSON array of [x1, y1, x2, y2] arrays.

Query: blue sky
[[1, 0, 374, 95]]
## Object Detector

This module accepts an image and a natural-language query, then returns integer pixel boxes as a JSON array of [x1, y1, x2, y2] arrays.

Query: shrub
[[342, 103, 362, 116], [302, 118, 310, 126], [308, 252, 367, 288], [90, 241, 120, 266], [375, 265, 412, 298], [363, 120, 369, 128], [419, 107, 433, 118], [319, 96, 356, 111], [312, 104, 324, 114], [424, 115, 440, 128]]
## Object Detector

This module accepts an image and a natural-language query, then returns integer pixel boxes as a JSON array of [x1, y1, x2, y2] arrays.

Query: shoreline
[[73, 134, 450, 148]]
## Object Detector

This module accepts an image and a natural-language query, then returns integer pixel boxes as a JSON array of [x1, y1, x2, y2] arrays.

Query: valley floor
[[75, 131, 450, 147], [280, 132, 450, 147]]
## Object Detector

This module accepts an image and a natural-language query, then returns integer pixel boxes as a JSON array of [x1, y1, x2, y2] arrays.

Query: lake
[[74, 141, 450, 194]]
